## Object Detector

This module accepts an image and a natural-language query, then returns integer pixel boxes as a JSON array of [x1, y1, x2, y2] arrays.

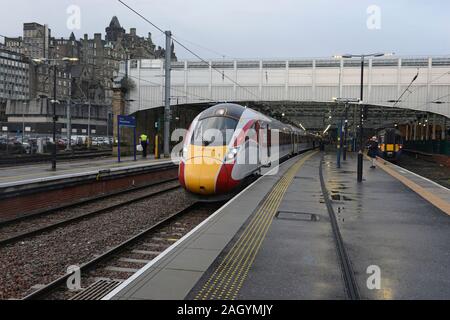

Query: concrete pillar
[[285, 60, 289, 100], [339, 59, 344, 99], [443, 118, 447, 140], [233, 60, 237, 100], [420, 120, 423, 141], [405, 124, 409, 142], [259, 60, 263, 99], [209, 61, 213, 100], [420, 119, 427, 141], [414, 121, 417, 140], [312, 60, 316, 101], [184, 61, 188, 104], [432, 115, 436, 140], [368, 59, 373, 103], [397, 58, 402, 100]]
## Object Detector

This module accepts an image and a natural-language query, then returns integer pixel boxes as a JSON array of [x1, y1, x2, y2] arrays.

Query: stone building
[[1, 16, 177, 137], [0, 45, 31, 123], [22, 22, 51, 59], [0, 45, 30, 102]]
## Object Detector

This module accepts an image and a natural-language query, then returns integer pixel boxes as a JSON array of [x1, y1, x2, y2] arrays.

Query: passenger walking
[[368, 136, 379, 169], [140, 133, 149, 158]]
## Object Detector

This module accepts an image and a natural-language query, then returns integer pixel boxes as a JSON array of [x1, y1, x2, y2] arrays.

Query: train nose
[[183, 157, 225, 195]]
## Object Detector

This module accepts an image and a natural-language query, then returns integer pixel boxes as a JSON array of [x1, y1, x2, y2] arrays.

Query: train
[[376, 128, 404, 162], [179, 103, 318, 200]]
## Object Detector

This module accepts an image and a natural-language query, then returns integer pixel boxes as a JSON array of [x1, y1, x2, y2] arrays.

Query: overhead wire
[[117, 0, 262, 101]]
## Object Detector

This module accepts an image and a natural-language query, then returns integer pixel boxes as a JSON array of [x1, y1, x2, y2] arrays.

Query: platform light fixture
[[31, 56, 79, 171], [333, 52, 395, 182]]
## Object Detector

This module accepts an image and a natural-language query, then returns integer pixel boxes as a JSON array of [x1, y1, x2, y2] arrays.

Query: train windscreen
[[192, 117, 238, 147]]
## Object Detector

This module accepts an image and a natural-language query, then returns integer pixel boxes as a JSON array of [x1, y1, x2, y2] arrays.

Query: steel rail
[[22, 202, 200, 300], [0, 182, 181, 247]]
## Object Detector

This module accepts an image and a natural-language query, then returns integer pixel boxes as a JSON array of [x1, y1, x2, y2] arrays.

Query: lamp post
[[87, 101, 91, 149], [334, 53, 394, 182], [333, 97, 359, 167], [66, 97, 72, 151], [106, 111, 112, 147], [32, 57, 78, 170], [22, 100, 27, 144]]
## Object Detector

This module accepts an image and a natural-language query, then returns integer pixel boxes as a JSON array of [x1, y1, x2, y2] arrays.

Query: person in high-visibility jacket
[[140, 133, 149, 158]]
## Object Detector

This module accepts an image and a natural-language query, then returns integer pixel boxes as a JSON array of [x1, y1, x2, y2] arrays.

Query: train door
[[291, 133, 295, 155], [243, 122, 259, 176], [255, 121, 261, 167]]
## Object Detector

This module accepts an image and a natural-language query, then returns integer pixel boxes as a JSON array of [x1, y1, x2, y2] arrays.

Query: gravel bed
[[45, 205, 217, 300], [397, 153, 450, 188], [0, 180, 180, 242], [0, 188, 195, 300]]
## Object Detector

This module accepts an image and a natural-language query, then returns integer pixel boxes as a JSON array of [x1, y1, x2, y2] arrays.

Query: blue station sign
[[117, 115, 138, 163], [118, 115, 136, 128]]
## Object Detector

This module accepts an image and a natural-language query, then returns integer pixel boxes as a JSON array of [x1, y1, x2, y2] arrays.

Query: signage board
[[118, 115, 136, 128]]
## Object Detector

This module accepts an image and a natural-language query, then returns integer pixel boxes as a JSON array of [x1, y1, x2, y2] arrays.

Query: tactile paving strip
[[195, 151, 317, 300]]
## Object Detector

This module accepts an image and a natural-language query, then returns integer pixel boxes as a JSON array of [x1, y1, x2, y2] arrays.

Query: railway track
[[23, 202, 222, 300], [319, 156, 360, 300], [0, 178, 181, 247]]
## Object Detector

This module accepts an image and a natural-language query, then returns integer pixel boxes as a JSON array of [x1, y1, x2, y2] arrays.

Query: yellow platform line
[[198, 177, 286, 300], [374, 157, 450, 216], [221, 155, 312, 300], [195, 163, 292, 300], [195, 151, 317, 300], [218, 181, 286, 300], [200, 165, 294, 299], [221, 167, 294, 300], [196, 163, 296, 300]]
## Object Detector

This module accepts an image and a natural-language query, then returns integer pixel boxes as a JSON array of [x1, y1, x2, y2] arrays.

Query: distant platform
[[0, 156, 180, 222], [0, 156, 177, 189], [104, 151, 450, 300]]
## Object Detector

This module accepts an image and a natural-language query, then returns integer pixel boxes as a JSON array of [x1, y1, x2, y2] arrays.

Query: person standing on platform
[[140, 133, 149, 158], [368, 136, 379, 169]]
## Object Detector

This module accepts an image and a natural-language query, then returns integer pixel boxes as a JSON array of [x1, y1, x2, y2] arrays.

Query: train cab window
[[192, 117, 238, 146]]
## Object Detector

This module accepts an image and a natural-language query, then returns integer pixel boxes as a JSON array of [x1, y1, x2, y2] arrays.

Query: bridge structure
[[118, 55, 450, 139]]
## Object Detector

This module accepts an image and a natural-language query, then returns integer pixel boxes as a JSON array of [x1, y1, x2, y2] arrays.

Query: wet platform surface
[[106, 151, 450, 300], [324, 153, 450, 299]]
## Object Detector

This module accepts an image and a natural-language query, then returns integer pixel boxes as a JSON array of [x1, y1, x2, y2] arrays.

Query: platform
[[0, 155, 176, 189], [0, 155, 180, 222], [105, 151, 450, 300]]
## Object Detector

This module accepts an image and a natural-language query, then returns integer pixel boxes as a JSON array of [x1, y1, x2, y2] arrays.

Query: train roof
[[199, 103, 246, 121], [200, 103, 305, 134]]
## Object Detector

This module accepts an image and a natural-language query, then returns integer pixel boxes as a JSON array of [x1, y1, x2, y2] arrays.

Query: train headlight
[[226, 147, 239, 161], [182, 147, 188, 159]]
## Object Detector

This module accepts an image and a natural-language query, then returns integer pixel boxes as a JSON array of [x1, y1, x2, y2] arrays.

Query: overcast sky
[[1, 0, 449, 59]]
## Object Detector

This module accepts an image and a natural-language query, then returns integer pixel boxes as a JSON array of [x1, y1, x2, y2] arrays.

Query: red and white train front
[[179, 103, 312, 198], [179, 104, 263, 196]]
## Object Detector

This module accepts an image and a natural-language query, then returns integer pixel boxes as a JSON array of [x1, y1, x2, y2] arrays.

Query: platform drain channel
[[276, 211, 319, 222], [70, 279, 123, 300]]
